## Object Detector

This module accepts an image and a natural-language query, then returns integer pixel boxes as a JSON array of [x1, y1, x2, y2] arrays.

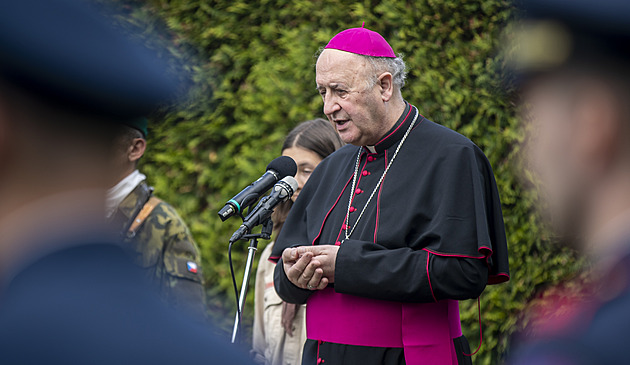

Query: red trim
[[488, 273, 510, 285], [423, 248, 511, 285], [422, 248, 486, 260], [316, 340, 325, 364], [426, 251, 437, 302], [478, 245, 494, 257], [477, 246, 511, 284], [464, 297, 483, 357], [334, 216, 348, 246], [312, 173, 354, 246], [354, 152, 368, 191], [375, 106, 413, 147], [334, 151, 368, 244], [412, 115, 425, 131], [374, 150, 388, 243], [268, 255, 281, 263]]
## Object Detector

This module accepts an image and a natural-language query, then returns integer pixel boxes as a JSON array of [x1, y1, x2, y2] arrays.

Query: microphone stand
[[231, 217, 273, 344]]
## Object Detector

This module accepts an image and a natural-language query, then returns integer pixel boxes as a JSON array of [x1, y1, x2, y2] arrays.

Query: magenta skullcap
[[324, 23, 395, 58]]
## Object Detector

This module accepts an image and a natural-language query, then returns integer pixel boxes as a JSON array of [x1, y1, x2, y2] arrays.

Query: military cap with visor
[[0, 0, 179, 119], [507, 0, 630, 82]]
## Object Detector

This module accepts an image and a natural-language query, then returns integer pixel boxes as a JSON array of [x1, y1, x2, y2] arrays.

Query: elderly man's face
[[316, 49, 387, 146]]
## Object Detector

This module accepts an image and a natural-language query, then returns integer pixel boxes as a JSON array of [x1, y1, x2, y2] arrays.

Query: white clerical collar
[[105, 170, 146, 218], [366, 146, 377, 154]]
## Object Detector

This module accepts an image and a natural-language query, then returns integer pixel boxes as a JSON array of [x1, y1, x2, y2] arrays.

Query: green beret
[[124, 117, 148, 138]]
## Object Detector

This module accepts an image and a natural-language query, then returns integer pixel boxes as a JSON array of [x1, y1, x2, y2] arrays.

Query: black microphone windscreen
[[267, 156, 297, 178]]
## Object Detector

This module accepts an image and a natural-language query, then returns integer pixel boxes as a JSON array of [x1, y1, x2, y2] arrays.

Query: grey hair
[[315, 48, 408, 91], [362, 54, 407, 90]]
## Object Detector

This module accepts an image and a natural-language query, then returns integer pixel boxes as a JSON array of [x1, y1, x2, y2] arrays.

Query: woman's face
[[282, 146, 323, 202]]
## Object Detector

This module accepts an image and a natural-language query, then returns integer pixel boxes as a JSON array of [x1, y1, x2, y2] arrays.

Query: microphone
[[229, 176, 298, 243], [218, 156, 297, 221]]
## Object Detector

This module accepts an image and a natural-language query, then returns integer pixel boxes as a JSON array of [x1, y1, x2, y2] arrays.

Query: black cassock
[[271, 103, 509, 365]]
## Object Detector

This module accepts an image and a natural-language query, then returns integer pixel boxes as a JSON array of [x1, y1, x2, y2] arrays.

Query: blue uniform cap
[[0, 0, 179, 118], [507, 0, 630, 78]]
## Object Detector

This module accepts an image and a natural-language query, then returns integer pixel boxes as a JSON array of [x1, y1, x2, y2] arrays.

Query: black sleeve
[[334, 239, 488, 303], [273, 258, 312, 304]]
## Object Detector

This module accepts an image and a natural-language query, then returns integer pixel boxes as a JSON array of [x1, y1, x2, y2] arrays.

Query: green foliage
[[108, 0, 584, 362]]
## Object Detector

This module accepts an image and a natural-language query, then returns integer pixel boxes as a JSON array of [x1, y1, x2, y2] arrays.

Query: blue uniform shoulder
[[512, 253, 630, 364]]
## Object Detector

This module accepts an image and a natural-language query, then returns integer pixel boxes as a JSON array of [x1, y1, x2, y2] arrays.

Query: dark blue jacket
[[0, 242, 252, 364]]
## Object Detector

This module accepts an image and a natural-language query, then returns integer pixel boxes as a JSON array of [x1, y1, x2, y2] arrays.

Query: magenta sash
[[306, 287, 462, 364]]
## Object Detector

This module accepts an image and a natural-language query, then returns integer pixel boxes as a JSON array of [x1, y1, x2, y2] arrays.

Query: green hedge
[[108, 0, 583, 363]]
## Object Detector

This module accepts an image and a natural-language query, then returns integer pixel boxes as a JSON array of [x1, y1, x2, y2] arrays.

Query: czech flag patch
[[187, 261, 198, 274]]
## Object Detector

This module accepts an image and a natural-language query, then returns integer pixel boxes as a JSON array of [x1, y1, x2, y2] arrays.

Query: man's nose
[[322, 93, 341, 116]]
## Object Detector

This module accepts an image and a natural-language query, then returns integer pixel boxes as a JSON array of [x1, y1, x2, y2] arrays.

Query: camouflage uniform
[[109, 181, 207, 319]]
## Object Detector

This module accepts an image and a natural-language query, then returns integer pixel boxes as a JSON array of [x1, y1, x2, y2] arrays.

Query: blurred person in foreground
[[0, 0, 251, 363], [271, 25, 510, 364], [252, 119, 343, 365], [508, 0, 630, 364], [107, 118, 207, 319]]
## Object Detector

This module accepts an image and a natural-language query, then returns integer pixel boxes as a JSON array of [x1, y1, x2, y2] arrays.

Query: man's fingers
[[316, 277, 329, 290], [285, 252, 313, 285], [297, 260, 320, 287], [296, 245, 326, 257], [306, 268, 324, 290], [292, 252, 313, 273], [311, 254, 331, 265], [283, 246, 337, 288], [282, 247, 299, 263]]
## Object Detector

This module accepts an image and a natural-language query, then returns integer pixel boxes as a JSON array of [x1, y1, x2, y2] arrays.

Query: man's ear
[[378, 72, 394, 102], [128, 138, 146, 163]]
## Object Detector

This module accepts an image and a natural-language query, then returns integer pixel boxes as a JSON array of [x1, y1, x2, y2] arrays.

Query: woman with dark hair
[[252, 119, 343, 365]]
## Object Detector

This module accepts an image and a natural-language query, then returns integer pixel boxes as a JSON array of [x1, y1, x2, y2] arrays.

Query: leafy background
[[105, 0, 583, 363]]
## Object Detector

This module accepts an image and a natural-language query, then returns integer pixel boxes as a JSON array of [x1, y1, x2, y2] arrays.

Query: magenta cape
[[307, 287, 462, 364]]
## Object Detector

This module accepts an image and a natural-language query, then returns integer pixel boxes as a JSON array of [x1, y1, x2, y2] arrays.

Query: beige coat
[[252, 242, 306, 365]]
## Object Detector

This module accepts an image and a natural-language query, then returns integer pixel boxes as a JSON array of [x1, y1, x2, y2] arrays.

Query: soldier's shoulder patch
[[186, 261, 198, 274]]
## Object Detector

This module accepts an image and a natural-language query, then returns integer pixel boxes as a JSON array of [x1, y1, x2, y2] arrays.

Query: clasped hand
[[282, 245, 339, 291]]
